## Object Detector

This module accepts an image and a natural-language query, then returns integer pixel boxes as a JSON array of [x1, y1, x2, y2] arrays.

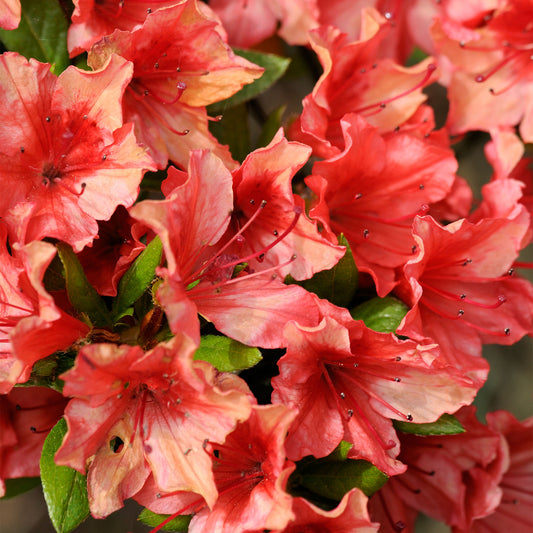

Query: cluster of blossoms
[[1, 1, 532, 532]]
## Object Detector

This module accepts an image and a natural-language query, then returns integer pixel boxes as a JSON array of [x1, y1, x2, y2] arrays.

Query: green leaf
[[257, 105, 286, 148], [208, 49, 290, 113], [56, 243, 112, 327], [350, 296, 408, 333], [291, 458, 388, 501], [113, 236, 162, 320], [0, 0, 69, 75], [1, 477, 41, 499], [288, 234, 358, 308], [393, 413, 465, 436], [138, 509, 192, 532], [194, 335, 262, 372], [209, 103, 250, 163], [326, 440, 353, 462], [40, 419, 90, 533]]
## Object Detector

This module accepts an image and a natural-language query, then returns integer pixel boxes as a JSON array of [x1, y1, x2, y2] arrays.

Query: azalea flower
[[395, 215, 533, 386], [88, 1, 263, 169], [289, 7, 437, 159], [272, 317, 478, 475], [0, 227, 89, 393], [131, 149, 325, 348], [55, 335, 252, 517], [0, 52, 155, 252], [306, 113, 456, 296]]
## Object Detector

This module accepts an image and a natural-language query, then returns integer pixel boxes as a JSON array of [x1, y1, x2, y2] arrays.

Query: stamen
[[419, 282, 507, 309]]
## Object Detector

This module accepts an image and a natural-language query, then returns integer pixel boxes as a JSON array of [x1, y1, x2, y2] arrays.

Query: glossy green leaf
[[292, 458, 388, 501], [393, 413, 465, 436], [351, 296, 408, 333], [194, 335, 262, 372], [56, 243, 112, 327], [1, 477, 40, 499], [113, 236, 162, 320], [40, 419, 89, 533], [209, 49, 290, 113], [0, 0, 69, 74], [288, 234, 358, 308], [138, 509, 192, 532], [209, 103, 250, 162], [326, 440, 353, 462]]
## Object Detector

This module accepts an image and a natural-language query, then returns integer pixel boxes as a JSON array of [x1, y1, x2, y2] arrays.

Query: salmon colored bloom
[[55, 335, 251, 517], [88, 1, 263, 169], [307, 113, 456, 296], [395, 215, 533, 386], [272, 317, 478, 475], [289, 7, 437, 159], [0, 52, 155, 252], [0, 228, 89, 393], [131, 149, 323, 348]]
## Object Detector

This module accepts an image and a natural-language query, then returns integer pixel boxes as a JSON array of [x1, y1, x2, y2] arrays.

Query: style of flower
[[0, 52, 155, 252], [88, 0, 263, 169], [272, 317, 478, 476], [131, 149, 324, 348], [395, 215, 533, 386], [55, 335, 252, 517], [306, 113, 456, 296]]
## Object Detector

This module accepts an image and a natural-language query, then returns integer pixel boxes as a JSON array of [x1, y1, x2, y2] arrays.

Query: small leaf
[[209, 103, 250, 163], [209, 49, 290, 113], [0, 0, 69, 74], [351, 296, 408, 333], [138, 509, 192, 532], [56, 243, 112, 327], [257, 105, 286, 148], [1, 477, 41, 499], [288, 234, 358, 308], [113, 236, 162, 320], [194, 335, 262, 372], [393, 413, 465, 436], [40, 419, 90, 533], [292, 459, 388, 501], [326, 440, 353, 462]]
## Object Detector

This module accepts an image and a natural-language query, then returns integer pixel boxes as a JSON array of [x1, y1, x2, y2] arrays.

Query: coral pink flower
[[272, 317, 478, 475], [462, 411, 533, 533], [0, 228, 89, 393], [225, 130, 344, 281], [431, 0, 533, 141], [131, 150, 323, 348], [137, 405, 297, 533], [0, 387, 67, 497], [55, 335, 251, 518], [88, 1, 263, 169], [306, 113, 456, 295], [391, 407, 506, 531], [395, 215, 533, 386], [0, 52, 155, 252], [0, 0, 19, 30], [289, 8, 437, 159], [68, 0, 179, 56]]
